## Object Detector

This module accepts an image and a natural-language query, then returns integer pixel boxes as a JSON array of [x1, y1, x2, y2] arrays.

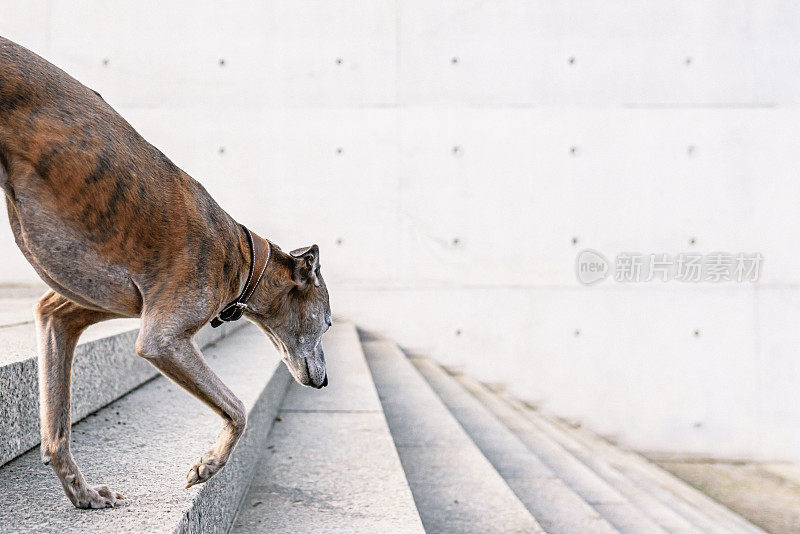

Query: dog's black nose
[[322, 374, 328, 388]]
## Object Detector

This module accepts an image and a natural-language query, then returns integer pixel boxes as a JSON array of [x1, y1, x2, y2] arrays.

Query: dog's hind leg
[[135, 318, 247, 489], [35, 290, 123, 509]]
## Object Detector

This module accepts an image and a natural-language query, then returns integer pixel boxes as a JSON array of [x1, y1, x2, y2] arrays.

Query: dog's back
[[0, 35, 174, 197], [0, 35, 94, 115], [0, 36, 241, 315]]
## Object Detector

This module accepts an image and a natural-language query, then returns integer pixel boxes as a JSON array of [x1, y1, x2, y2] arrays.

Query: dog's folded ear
[[290, 244, 320, 288]]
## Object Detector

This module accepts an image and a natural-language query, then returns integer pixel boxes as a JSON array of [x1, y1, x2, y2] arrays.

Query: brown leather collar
[[211, 225, 270, 328]]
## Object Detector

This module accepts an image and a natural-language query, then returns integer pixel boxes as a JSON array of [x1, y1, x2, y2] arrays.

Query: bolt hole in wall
[[1, 2, 798, 469]]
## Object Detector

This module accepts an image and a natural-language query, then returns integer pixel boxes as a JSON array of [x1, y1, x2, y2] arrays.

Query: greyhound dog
[[0, 36, 330, 509]]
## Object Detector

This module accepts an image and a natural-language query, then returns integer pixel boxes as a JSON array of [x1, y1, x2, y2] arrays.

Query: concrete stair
[[0, 312, 766, 533], [410, 355, 649, 534], [409, 356, 765, 534], [230, 324, 423, 533], [496, 391, 766, 534], [0, 323, 290, 533], [363, 340, 544, 534]]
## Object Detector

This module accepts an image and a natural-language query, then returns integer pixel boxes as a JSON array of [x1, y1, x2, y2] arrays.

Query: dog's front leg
[[35, 291, 123, 509], [135, 320, 247, 488]]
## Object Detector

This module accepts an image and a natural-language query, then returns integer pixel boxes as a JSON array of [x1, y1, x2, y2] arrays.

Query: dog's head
[[244, 243, 331, 388]]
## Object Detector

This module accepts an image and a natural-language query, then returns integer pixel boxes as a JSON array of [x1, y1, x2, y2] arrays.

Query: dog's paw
[[185, 456, 222, 488], [72, 484, 125, 509]]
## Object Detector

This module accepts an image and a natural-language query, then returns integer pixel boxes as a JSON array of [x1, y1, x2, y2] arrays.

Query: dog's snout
[[303, 356, 327, 389], [313, 372, 328, 389]]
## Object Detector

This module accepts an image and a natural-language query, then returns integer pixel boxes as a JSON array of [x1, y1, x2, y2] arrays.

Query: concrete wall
[[2, 1, 799, 460]]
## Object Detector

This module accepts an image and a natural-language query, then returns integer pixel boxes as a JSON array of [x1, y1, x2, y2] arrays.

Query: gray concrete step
[[411, 356, 630, 534], [0, 304, 240, 467], [0, 323, 291, 533], [446, 370, 681, 534], [495, 392, 711, 534], [363, 340, 544, 534], [501, 393, 766, 534], [231, 323, 423, 533], [492, 389, 705, 534]]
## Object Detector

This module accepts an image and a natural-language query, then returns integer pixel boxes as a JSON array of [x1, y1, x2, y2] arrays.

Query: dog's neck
[[232, 226, 258, 302], [228, 224, 289, 318]]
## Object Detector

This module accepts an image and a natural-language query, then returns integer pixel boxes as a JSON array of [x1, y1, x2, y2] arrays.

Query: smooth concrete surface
[[433, 367, 667, 534], [0, 308, 240, 468], [411, 356, 624, 534], [363, 340, 543, 534], [232, 323, 423, 533], [0, 323, 291, 534], [507, 394, 766, 534]]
